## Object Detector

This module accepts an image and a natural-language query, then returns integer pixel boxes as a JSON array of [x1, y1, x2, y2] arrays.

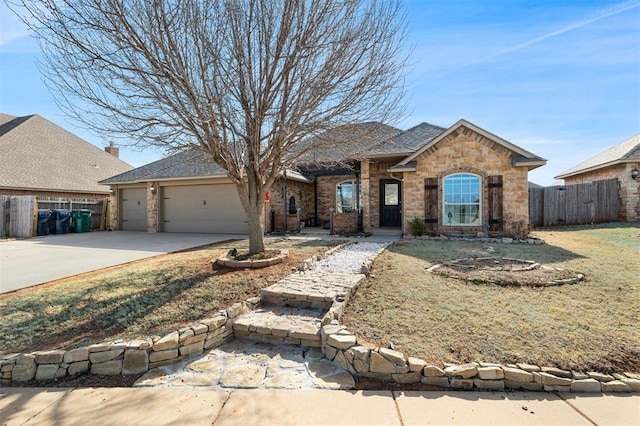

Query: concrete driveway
[[0, 231, 246, 294]]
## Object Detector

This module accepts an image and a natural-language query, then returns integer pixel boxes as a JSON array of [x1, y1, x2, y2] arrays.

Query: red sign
[[265, 191, 270, 202]]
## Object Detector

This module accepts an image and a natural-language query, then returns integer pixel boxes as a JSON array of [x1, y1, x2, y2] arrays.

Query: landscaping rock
[[379, 348, 406, 366], [620, 378, 640, 392], [474, 378, 505, 390], [445, 362, 478, 379], [421, 376, 450, 388], [450, 378, 474, 390], [68, 361, 90, 375], [180, 333, 207, 347], [35, 350, 65, 364], [149, 349, 179, 363], [179, 341, 205, 357], [423, 366, 446, 377], [601, 380, 632, 393], [539, 372, 572, 386], [516, 363, 540, 372], [63, 348, 89, 363], [541, 367, 572, 378], [326, 334, 356, 350], [502, 366, 533, 383], [393, 372, 422, 384], [477, 366, 504, 380], [312, 372, 355, 390], [87, 343, 111, 352], [407, 357, 426, 372], [122, 349, 149, 375], [89, 349, 123, 364], [571, 379, 601, 393], [12, 361, 36, 382], [35, 364, 59, 381], [588, 371, 615, 382], [153, 331, 179, 351], [369, 352, 398, 374]]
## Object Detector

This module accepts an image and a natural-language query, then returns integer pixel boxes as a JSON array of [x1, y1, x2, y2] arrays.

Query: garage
[[120, 187, 147, 231], [162, 183, 248, 233]]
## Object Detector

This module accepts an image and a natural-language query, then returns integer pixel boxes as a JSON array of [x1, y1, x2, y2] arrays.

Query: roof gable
[[555, 133, 640, 179], [398, 119, 546, 170], [0, 114, 133, 194]]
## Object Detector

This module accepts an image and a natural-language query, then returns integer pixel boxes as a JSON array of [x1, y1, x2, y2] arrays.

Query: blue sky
[[1, 1, 639, 186]]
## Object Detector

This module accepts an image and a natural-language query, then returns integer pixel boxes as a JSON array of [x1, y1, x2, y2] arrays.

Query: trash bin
[[51, 209, 71, 234], [37, 209, 52, 236], [72, 209, 92, 233]]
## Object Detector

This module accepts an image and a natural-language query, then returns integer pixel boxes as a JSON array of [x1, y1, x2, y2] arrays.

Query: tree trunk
[[240, 170, 266, 255]]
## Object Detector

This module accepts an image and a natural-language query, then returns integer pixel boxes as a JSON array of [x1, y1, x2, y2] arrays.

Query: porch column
[[361, 160, 371, 230]]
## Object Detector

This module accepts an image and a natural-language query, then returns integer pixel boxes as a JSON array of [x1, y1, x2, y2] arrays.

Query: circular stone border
[[211, 249, 289, 270], [426, 257, 584, 287]]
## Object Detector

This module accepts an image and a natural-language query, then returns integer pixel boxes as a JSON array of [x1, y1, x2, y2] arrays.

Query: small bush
[[408, 217, 427, 236]]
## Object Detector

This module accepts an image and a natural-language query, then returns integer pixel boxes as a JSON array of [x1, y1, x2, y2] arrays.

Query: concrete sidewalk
[[1, 388, 638, 425]]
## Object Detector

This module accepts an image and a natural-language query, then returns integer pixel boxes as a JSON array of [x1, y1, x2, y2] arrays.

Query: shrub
[[408, 217, 427, 236]]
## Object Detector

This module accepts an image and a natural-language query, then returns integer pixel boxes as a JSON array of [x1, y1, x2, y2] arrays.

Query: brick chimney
[[104, 143, 119, 158]]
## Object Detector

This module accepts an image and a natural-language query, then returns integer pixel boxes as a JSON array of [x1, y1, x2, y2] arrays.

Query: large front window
[[336, 180, 359, 213], [443, 173, 481, 226]]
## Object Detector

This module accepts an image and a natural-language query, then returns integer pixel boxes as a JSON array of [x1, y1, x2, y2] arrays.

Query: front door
[[380, 179, 401, 227]]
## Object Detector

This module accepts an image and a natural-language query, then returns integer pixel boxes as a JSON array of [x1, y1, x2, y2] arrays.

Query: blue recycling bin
[[37, 209, 52, 236], [51, 209, 71, 234]]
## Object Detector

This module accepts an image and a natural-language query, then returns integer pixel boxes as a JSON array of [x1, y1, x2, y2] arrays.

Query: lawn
[[342, 222, 640, 373], [0, 238, 343, 355]]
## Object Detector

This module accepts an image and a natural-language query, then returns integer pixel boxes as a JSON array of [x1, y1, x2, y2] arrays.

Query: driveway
[[0, 231, 246, 294]]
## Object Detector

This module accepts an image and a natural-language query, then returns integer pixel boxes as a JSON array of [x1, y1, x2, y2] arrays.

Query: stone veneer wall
[[0, 300, 255, 383], [563, 163, 640, 222], [402, 126, 530, 236]]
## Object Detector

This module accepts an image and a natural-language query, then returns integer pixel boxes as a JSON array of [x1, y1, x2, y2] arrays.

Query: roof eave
[[554, 158, 637, 180], [513, 159, 547, 170], [101, 174, 230, 185]]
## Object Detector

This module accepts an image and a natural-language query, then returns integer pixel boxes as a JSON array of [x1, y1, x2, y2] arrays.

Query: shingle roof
[[301, 122, 402, 164], [100, 149, 226, 184], [555, 133, 640, 179], [0, 114, 132, 194], [368, 122, 446, 156]]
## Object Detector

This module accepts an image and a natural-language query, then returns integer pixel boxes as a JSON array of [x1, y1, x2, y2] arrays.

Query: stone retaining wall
[[318, 322, 640, 393], [0, 300, 256, 384]]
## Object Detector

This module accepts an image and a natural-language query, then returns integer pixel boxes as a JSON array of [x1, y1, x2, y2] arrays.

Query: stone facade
[[563, 163, 640, 221], [402, 126, 529, 236]]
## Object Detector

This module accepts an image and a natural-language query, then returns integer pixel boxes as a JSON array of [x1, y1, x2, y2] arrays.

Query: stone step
[[260, 271, 363, 310], [232, 306, 324, 348]]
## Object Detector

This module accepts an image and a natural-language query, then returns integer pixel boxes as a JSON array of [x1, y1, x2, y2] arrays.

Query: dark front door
[[380, 179, 401, 227]]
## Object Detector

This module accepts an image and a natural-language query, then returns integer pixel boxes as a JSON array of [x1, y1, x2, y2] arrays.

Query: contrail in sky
[[466, 0, 640, 67]]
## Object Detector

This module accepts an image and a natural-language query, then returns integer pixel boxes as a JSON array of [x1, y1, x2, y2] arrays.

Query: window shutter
[[488, 175, 503, 231], [424, 178, 438, 231]]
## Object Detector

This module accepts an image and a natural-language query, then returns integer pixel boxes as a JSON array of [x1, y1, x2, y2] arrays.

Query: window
[[443, 173, 481, 226], [336, 180, 359, 213]]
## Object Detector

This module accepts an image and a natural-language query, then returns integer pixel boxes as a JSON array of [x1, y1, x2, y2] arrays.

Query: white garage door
[[121, 188, 147, 231], [162, 184, 248, 233]]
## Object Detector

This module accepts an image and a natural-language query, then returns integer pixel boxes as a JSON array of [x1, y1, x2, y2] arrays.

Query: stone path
[[134, 339, 354, 390], [134, 241, 390, 390]]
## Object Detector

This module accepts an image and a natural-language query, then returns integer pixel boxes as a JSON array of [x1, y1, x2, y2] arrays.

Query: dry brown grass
[[342, 222, 640, 373], [0, 238, 342, 354]]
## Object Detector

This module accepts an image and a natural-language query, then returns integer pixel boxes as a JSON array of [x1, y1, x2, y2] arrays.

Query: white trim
[[442, 172, 482, 227]]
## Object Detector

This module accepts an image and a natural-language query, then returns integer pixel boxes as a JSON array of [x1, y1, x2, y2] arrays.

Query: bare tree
[[9, 0, 408, 253]]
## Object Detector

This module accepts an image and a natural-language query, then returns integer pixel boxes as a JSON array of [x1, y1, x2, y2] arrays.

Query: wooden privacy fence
[[529, 178, 619, 227], [0, 196, 107, 239]]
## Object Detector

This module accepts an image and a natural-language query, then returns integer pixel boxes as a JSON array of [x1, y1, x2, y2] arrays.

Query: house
[[555, 134, 640, 221], [0, 113, 132, 199], [101, 119, 547, 236]]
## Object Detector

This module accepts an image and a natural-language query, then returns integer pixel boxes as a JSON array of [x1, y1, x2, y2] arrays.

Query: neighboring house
[[101, 119, 546, 236], [0, 113, 132, 199], [555, 134, 640, 221]]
